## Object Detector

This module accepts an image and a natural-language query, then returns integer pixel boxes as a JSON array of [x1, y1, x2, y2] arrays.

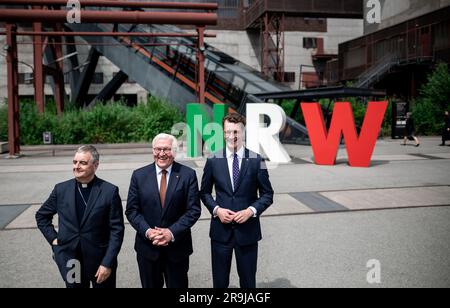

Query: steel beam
[[64, 34, 80, 101], [89, 71, 128, 108], [254, 86, 387, 100], [196, 27, 205, 104], [33, 21, 45, 113], [72, 48, 101, 107], [6, 24, 20, 157], [52, 24, 65, 114]]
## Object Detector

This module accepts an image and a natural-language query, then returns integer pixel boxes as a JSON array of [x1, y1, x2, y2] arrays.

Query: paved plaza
[[1, 137, 449, 287]]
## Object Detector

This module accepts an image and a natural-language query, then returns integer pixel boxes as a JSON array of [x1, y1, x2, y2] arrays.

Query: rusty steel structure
[[262, 12, 285, 82], [243, 0, 362, 82], [332, 5, 450, 97], [0, 1, 217, 157]]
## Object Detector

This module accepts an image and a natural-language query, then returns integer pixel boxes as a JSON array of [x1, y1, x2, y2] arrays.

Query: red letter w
[[301, 102, 388, 168]]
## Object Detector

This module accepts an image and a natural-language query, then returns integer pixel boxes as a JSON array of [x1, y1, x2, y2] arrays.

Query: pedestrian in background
[[440, 111, 449, 146], [402, 112, 420, 147]]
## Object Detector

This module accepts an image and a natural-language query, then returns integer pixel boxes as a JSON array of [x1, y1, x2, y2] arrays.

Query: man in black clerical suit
[[36, 145, 124, 288]]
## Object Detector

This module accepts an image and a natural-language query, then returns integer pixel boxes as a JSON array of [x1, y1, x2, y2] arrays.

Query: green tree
[[413, 63, 450, 135]]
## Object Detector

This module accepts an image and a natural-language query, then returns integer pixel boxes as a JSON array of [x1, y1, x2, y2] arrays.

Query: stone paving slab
[[299, 154, 428, 164], [264, 194, 314, 215], [321, 186, 450, 210], [7, 186, 449, 230], [5, 204, 52, 230], [3, 193, 315, 229], [0, 205, 30, 229], [290, 192, 349, 212]]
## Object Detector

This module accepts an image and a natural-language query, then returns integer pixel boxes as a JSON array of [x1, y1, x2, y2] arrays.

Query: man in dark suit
[[35, 145, 124, 288], [126, 133, 201, 288], [201, 113, 274, 288]]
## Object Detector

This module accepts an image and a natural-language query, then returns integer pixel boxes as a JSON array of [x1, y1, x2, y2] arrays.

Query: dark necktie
[[160, 169, 168, 208], [232, 153, 240, 191]]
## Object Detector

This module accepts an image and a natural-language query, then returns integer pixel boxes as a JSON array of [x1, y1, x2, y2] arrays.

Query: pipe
[[0, 9, 218, 25], [0, 0, 218, 10], [17, 41, 196, 47], [0, 31, 216, 38]]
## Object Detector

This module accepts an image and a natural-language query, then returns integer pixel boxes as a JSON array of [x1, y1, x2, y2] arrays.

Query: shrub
[[0, 96, 184, 145]]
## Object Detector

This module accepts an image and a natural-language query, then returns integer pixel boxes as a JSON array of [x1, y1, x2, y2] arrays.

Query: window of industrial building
[[218, 0, 240, 19], [92, 72, 104, 84], [345, 48, 365, 69], [19, 73, 33, 84], [304, 17, 325, 24], [303, 37, 318, 49], [283, 72, 296, 83], [434, 21, 449, 50]]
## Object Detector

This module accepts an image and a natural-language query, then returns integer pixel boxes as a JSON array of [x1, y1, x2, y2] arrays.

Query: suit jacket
[[35, 177, 124, 280], [200, 148, 274, 246], [125, 162, 201, 262]]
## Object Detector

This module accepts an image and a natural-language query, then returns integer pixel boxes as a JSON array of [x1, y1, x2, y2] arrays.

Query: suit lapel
[[148, 163, 163, 210], [219, 150, 234, 194], [161, 162, 181, 217], [234, 148, 250, 192], [80, 179, 101, 227], [68, 179, 80, 226]]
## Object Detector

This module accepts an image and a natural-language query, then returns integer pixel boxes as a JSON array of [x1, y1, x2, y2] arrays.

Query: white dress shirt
[[213, 147, 257, 218], [226, 146, 244, 192], [155, 163, 173, 191], [145, 163, 175, 242]]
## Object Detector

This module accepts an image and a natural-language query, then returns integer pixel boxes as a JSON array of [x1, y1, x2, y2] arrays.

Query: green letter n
[[186, 103, 227, 158]]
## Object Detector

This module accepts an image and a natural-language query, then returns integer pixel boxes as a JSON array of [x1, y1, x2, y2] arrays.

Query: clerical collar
[[77, 177, 96, 189]]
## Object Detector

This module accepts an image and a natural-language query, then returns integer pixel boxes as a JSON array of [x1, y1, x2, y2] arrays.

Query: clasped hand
[[147, 227, 172, 246], [216, 207, 253, 224]]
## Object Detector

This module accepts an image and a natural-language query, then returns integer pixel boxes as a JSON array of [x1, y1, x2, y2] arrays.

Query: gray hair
[[76, 145, 100, 163], [152, 133, 178, 153]]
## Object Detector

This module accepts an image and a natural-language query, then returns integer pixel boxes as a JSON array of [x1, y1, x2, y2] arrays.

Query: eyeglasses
[[153, 147, 172, 154], [224, 130, 241, 136]]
